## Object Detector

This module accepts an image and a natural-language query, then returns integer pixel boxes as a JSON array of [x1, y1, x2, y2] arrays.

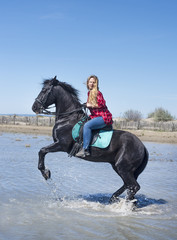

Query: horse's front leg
[[38, 141, 61, 180]]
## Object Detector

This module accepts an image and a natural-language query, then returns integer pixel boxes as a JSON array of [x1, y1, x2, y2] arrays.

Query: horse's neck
[[55, 90, 81, 121], [55, 101, 81, 116]]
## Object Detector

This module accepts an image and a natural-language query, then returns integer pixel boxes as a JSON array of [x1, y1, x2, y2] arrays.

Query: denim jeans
[[83, 117, 106, 149]]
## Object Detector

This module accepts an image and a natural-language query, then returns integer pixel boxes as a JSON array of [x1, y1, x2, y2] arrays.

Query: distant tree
[[123, 109, 142, 122], [147, 112, 154, 118], [148, 107, 174, 122]]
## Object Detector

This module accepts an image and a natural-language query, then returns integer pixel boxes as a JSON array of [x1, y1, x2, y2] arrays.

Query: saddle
[[69, 117, 113, 157], [90, 125, 113, 146]]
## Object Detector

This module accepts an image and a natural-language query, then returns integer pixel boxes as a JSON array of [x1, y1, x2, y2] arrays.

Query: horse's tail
[[134, 146, 149, 180]]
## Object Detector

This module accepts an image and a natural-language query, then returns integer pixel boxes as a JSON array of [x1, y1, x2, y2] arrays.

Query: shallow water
[[0, 133, 177, 240]]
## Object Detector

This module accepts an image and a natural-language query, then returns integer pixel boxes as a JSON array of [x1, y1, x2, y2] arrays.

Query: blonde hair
[[87, 75, 99, 108]]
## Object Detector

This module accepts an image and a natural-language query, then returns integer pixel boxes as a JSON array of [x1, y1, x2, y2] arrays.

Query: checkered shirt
[[87, 91, 113, 125]]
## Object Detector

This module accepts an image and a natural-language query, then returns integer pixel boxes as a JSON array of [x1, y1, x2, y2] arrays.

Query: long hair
[[87, 75, 99, 107]]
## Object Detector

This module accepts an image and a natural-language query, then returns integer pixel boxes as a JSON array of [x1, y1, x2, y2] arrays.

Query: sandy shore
[[129, 129, 177, 144], [0, 124, 52, 136], [0, 124, 177, 144]]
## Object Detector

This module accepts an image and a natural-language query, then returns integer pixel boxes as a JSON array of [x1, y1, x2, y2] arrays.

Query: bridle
[[35, 98, 56, 115], [35, 85, 56, 115], [35, 84, 87, 117]]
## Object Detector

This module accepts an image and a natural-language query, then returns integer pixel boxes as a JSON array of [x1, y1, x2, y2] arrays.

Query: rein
[[57, 106, 86, 117], [35, 98, 56, 115], [35, 82, 87, 118], [36, 96, 87, 117]]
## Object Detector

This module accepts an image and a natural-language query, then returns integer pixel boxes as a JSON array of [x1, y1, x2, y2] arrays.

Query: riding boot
[[75, 148, 90, 157]]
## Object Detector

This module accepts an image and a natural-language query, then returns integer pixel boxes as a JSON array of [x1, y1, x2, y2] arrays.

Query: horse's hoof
[[41, 169, 51, 180], [109, 196, 120, 204]]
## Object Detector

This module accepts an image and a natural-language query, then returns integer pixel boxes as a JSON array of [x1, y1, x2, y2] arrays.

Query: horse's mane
[[43, 78, 81, 103]]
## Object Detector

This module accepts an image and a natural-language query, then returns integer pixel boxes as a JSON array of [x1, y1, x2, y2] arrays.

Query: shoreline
[[0, 124, 177, 144], [0, 124, 52, 136]]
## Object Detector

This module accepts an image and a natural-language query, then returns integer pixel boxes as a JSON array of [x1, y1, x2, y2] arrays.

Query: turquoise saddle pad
[[72, 121, 113, 149]]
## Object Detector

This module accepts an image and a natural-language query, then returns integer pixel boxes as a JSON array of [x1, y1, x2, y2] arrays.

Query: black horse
[[32, 76, 149, 202]]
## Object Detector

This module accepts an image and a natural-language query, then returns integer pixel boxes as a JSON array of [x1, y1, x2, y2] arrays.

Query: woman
[[76, 75, 113, 157]]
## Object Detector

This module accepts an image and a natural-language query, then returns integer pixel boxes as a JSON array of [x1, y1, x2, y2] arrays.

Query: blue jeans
[[83, 117, 106, 149]]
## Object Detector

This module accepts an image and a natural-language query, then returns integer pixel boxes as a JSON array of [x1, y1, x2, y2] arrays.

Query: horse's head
[[32, 76, 58, 114]]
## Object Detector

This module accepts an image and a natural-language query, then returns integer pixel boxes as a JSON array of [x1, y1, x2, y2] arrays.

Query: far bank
[[0, 124, 177, 144]]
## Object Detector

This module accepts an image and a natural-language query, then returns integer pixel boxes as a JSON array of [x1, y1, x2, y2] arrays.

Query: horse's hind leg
[[110, 185, 126, 203], [111, 158, 140, 201], [111, 172, 140, 201], [119, 170, 140, 201], [109, 165, 126, 202], [124, 173, 140, 200]]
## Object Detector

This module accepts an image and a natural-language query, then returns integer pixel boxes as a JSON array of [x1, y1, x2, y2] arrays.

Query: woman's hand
[[86, 102, 93, 108], [87, 102, 100, 108]]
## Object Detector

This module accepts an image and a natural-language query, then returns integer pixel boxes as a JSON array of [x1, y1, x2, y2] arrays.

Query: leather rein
[[35, 85, 87, 117]]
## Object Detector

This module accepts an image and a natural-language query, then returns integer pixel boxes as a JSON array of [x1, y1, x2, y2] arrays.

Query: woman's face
[[88, 78, 96, 90]]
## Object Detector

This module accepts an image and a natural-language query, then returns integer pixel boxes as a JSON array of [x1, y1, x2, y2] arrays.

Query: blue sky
[[0, 0, 177, 118]]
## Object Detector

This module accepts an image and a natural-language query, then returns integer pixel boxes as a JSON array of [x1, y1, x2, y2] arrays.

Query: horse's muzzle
[[32, 101, 41, 114]]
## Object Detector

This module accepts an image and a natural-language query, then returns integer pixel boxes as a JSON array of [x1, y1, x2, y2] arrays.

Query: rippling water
[[0, 133, 177, 240]]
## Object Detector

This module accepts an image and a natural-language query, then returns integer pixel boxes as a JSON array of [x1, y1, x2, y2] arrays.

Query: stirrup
[[75, 148, 90, 157]]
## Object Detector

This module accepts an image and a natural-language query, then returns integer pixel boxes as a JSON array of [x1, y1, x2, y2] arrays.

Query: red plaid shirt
[[87, 91, 113, 125]]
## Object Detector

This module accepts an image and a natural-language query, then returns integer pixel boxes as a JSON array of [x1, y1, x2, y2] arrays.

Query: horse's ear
[[52, 76, 58, 86]]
